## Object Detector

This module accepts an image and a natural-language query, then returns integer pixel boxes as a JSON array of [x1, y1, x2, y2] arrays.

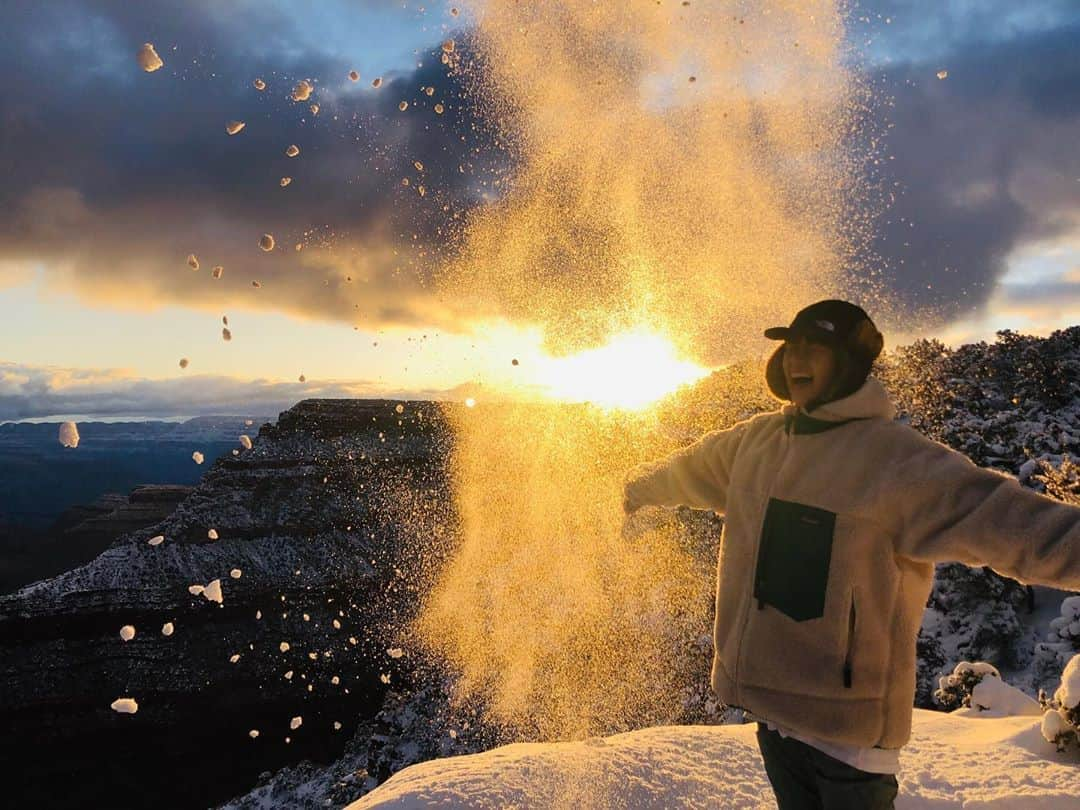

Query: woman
[[623, 299, 1080, 809]]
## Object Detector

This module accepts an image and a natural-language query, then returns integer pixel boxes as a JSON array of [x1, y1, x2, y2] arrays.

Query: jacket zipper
[[843, 590, 856, 689], [733, 422, 791, 706]]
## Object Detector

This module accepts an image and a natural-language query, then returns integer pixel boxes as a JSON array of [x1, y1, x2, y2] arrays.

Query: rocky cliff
[[0, 399, 454, 809]]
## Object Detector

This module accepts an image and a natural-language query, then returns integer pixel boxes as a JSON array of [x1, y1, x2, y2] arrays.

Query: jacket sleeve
[[624, 419, 751, 514], [890, 430, 1080, 590]]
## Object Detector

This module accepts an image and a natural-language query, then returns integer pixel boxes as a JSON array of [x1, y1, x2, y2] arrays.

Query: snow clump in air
[[207, 528, 219, 540], [119, 625, 135, 641], [212, 266, 223, 279], [249, 729, 259, 738], [371, 77, 382, 88], [179, 357, 189, 368], [202, 579, 223, 604], [187, 254, 199, 270], [136, 43, 163, 72], [252, 78, 266, 91], [285, 144, 300, 157], [937, 69, 949, 80], [148, 534, 164, 546], [188, 585, 204, 596], [239, 434, 253, 450], [348, 70, 359, 81], [161, 622, 174, 636], [280, 177, 292, 187], [192, 451, 204, 464], [230, 568, 242, 579], [225, 121, 246, 135], [111, 697, 139, 713], [222, 327, 232, 342], [259, 234, 275, 251], [290, 716, 303, 730], [280, 642, 290, 653], [291, 80, 313, 102], [58, 422, 79, 448]]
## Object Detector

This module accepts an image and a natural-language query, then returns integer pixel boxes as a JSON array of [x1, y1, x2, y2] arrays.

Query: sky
[[1, 0, 1078, 420]]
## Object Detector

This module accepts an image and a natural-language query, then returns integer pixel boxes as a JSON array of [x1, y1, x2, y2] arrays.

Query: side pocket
[[843, 590, 856, 688], [752, 498, 836, 622]]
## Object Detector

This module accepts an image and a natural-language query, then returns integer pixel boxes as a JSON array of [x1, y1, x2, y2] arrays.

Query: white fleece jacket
[[625, 377, 1080, 749]]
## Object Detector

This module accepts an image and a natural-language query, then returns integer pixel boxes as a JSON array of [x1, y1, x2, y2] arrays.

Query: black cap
[[764, 299, 883, 362]]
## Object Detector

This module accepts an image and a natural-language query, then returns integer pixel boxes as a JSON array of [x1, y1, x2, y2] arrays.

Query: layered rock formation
[[0, 400, 454, 810]]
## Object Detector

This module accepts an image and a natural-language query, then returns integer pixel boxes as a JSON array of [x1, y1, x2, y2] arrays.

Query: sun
[[535, 329, 710, 410]]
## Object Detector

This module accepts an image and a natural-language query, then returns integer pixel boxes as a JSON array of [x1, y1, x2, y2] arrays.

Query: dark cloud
[[856, 17, 1080, 327], [0, 1, 505, 330]]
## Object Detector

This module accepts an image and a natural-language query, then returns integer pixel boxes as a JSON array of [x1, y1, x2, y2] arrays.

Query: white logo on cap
[[815, 319, 836, 332]]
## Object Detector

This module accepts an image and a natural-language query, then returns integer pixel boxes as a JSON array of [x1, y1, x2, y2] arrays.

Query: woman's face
[[782, 336, 837, 409]]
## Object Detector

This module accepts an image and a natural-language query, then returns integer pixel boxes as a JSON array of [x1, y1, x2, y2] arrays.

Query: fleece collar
[[780, 377, 896, 435]]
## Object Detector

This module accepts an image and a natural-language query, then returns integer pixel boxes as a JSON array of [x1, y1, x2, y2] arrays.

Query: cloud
[[0, 2, 502, 331], [858, 16, 1080, 328], [0, 361, 465, 421]]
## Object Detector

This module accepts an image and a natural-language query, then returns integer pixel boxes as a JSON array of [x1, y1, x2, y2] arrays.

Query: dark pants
[[756, 724, 898, 810]]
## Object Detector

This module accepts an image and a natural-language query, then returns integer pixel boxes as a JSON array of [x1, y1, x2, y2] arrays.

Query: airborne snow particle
[[255, 610, 262, 620], [333, 721, 342, 730], [331, 676, 340, 685], [464, 397, 476, 408], [222, 327, 232, 342], [212, 266, 223, 279], [291, 80, 313, 102], [203, 579, 223, 604], [280, 642, 290, 653], [425, 86, 435, 97], [380, 673, 391, 684], [451, 8, 459, 17], [230, 568, 242, 579], [298, 374, 306, 383], [230, 653, 240, 663], [192, 451, 204, 464], [284, 670, 294, 680], [303, 613, 310, 622], [222, 315, 228, 326], [244, 419, 253, 426], [207, 528, 219, 540], [259, 233, 275, 251], [371, 77, 382, 88], [398, 101, 408, 111], [187, 254, 199, 270], [249, 729, 259, 738], [58, 422, 80, 448], [253, 78, 266, 91], [179, 357, 189, 368], [251, 280, 261, 288], [413, 160, 424, 171], [395, 403, 404, 414], [387, 648, 404, 658], [434, 103, 445, 114], [111, 697, 139, 714], [239, 434, 253, 450], [279, 176, 292, 187], [348, 637, 358, 645], [442, 39, 455, 53], [332, 619, 341, 629], [162, 622, 174, 636], [148, 535, 164, 546], [285, 144, 300, 157], [137, 43, 163, 73], [225, 120, 246, 135], [290, 716, 302, 730], [937, 70, 948, 80], [512, 358, 519, 366], [348, 70, 359, 81], [120, 625, 136, 641], [309, 103, 319, 115], [188, 585, 205, 595]]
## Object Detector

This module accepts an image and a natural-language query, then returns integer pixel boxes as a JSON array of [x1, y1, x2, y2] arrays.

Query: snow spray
[[418, 0, 875, 739]]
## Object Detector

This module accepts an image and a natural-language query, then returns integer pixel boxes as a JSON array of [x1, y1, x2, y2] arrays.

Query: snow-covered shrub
[[1038, 654, 1080, 752], [1032, 596, 1080, 693], [934, 661, 1001, 711], [1034, 455, 1080, 507]]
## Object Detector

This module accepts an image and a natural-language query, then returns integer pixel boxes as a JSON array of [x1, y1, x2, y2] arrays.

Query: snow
[[187, 253, 199, 270], [136, 43, 163, 72], [937, 69, 949, 79], [207, 528, 219, 540], [161, 622, 174, 636], [290, 716, 303, 730], [147, 535, 164, 546], [119, 624, 135, 641], [280, 177, 292, 187], [230, 568, 242, 579], [249, 729, 260, 738], [252, 78, 266, 91], [285, 144, 300, 157], [239, 434, 253, 450], [259, 233, 275, 251], [1057, 654, 1080, 709], [222, 327, 232, 342], [187, 584, 204, 596], [192, 451, 204, 464], [202, 578, 223, 604], [291, 80, 313, 102], [349, 711, 1080, 809], [179, 357, 190, 368], [1042, 709, 1070, 744], [58, 421, 79, 448], [349, 70, 360, 81], [279, 642, 290, 653], [371, 77, 383, 88], [225, 120, 245, 135], [970, 676, 1041, 716], [111, 697, 139, 714], [212, 266, 223, 279]]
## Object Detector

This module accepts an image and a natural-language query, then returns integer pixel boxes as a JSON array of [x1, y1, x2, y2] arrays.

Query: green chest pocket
[[753, 498, 836, 622]]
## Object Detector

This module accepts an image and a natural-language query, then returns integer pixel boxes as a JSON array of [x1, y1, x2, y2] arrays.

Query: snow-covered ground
[[348, 710, 1079, 809]]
